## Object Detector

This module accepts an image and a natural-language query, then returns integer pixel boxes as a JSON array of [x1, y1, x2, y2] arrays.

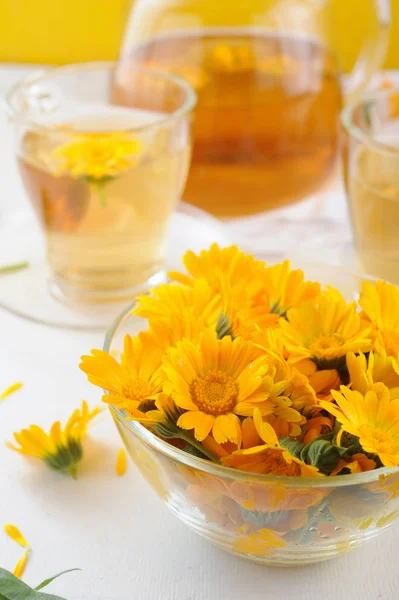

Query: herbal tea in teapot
[[114, 30, 342, 217]]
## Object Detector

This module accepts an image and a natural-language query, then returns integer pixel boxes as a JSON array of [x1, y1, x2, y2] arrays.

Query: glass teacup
[[6, 63, 195, 309], [342, 87, 399, 284]]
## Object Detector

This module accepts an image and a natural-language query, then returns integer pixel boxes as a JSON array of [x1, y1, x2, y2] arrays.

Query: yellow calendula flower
[[80, 334, 164, 415], [162, 333, 308, 446], [222, 409, 321, 477], [213, 262, 320, 343], [7, 401, 102, 478], [280, 290, 372, 366], [242, 260, 321, 326], [4, 524, 30, 579], [360, 280, 399, 370], [321, 383, 399, 468], [233, 352, 312, 431], [254, 342, 320, 418], [140, 308, 213, 352], [162, 333, 272, 446], [347, 351, 399, 397], [168, 243, 266, 290], [52, 133, 141, 181], [133, 279, 221, 329]]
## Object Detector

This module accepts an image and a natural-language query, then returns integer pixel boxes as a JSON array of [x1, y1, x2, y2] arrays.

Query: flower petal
[[116, 448, 127, 476], [13, 549, 29, 579], [212, 413, 241, 444], [0, 382, 23, 401], [4, 524, 29, 548]]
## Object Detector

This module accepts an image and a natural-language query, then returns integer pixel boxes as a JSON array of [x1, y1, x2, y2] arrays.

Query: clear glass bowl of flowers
[[80, 245, 399, 566]]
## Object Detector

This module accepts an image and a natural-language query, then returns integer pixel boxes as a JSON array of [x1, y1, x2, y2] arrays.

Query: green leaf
[[300, 439, 347, 475], [0, 567, 74, 600], [0, 262, 29, 276], [215, 313, 234, 339], [279, 437, 303, 458], [34, 569, 81, 591], [269, 299, 286, 317]]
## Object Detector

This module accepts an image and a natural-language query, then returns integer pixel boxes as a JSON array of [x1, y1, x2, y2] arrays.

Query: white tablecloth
[[1, 66, 398, 600]]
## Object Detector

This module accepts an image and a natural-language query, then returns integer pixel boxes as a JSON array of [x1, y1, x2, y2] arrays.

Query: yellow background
[[0, 0, 397, 69]]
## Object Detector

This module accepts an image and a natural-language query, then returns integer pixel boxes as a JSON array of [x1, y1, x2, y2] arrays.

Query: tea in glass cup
[[342, 88, 399, 283], [7, 64, 195, 308]]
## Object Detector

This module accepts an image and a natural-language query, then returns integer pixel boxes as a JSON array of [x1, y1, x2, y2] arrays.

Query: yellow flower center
[[123, 379, 153, 403], [366, 426, 394, 454], [190, 370, 238, 416], [308, 334, 344, 357]]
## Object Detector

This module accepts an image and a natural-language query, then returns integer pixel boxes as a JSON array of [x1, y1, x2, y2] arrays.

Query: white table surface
[[1, 65, 398, 600]]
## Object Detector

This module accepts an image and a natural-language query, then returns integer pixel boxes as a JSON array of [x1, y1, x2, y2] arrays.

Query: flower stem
[[98, 183, 107, 207], [0, 261, 29, 276], [178, 433, 220, 463]]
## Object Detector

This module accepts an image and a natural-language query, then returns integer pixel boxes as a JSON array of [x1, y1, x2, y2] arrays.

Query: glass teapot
[[114, 0, 391, 218]]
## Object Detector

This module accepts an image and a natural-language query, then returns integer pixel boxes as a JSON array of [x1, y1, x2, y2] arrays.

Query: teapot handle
[[344, 0, 391, 104]]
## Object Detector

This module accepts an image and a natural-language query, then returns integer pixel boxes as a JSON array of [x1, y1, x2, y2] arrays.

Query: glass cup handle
[[344, 0, 391, 104]]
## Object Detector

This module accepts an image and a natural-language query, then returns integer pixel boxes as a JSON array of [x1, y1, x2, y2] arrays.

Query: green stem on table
[[0, 261, 29, 276]]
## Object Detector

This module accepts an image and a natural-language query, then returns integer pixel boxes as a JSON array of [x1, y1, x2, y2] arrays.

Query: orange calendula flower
[[331, 453, 376, 475], [359, 280, 399, 371], [322, 383, 399, 468], [80, 334, 164, 415], [4, 524, 30, 579], [7, 401, 102, 478], [302, 415, 334, 445], [116, 448, 127, 476], [0, 382, 23, 401], [222, 409, 321, 477], [308, 369, 341, 402], [280, 289, 372, 366]]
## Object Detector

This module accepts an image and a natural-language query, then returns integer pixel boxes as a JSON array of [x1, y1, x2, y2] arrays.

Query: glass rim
[[341, 87, 399, 156], [5, 60, 197, 134], [103, 288, 399, 490]]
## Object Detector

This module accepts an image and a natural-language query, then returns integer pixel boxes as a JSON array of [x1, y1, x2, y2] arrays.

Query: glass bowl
[[104, 263, 399, 566]]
